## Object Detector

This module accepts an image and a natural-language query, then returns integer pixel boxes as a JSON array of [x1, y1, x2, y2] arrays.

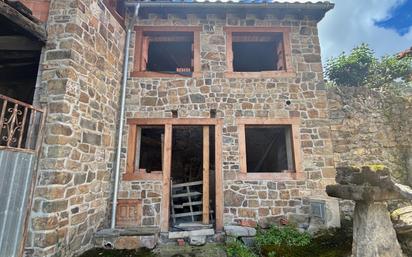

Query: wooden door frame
[[126, 118, 224, 232]]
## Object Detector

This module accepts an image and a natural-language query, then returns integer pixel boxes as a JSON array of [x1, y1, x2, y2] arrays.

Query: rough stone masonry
[[119, 10, 335, 228], [25, 0, 125, 256]]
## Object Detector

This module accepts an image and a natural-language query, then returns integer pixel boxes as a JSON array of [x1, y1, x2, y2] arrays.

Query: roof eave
[[125, 1, 334, 22]]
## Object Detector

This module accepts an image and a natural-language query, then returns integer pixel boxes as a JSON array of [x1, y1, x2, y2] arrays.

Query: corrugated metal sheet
[[134, 0, 330, 3], [0, 150, 36, 257]]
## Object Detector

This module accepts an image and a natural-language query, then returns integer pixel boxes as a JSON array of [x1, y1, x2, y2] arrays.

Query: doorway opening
[[170, 125, 215, 230]]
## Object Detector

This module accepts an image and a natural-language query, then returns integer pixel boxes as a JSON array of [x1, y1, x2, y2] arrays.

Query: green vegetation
[[255, 225, 311, 249], [325, 43, 412, 89], [226, 238, 259, 257], [226, 225, 352, 257]]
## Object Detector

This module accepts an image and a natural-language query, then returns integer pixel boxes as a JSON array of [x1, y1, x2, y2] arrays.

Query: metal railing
[[0, 94, 46, 152]]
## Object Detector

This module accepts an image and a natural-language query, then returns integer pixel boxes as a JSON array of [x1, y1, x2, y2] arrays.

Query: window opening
[[136, 126, 164, 173], [231, 32, 285, 72], [142, 31, 194, 75], [245, 125, 294, 172]]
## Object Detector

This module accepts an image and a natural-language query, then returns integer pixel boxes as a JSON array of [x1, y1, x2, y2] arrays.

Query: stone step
[[168, 228, 215, 239], [94, 227, 160, 250]]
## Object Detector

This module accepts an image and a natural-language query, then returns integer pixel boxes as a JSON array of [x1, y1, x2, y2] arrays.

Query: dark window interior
[[138, 126, 164, 172], [232, 32, 284, 72], [245, 126, 294, 172], [147, 42, 193, 72], [233, 42, 277, 72], [144, 31, 194, 73]]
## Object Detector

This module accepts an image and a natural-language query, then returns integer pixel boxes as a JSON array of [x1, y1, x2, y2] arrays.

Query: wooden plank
[[0, 36, 42, 50], [133, 29, 143, 73], [226, 29, 234, 72], [215, 123, 223, 232], [285, 127, 294, 170], [173, 201, 203, 208], [187, 186, 195, 222], [172, 181, 203, 188], [223, 26, 291, 33], [193, 31, 201, 73], [172, 192, 201, 198], [141, 36, 149, 71], [126, 125, 137, 174], [202, 126, 210, 224], [134, 26, 202, 32], [291, 124, 303, 175], [237, 117, 300, 125], [0, 1, 46, 42], [160, 124, 172, 232], [127, 118, 221, 126], [238, 124, 247, 174], [171, 211, 203, 218], [134, 127, 142, 172]]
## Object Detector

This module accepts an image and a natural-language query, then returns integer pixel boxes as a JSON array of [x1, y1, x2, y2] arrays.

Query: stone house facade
[[118, 1, 336, 234], [0, 0, 340, 256]]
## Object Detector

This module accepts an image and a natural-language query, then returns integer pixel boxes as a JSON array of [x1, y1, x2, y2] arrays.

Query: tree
[[325, 43, 412, 88]]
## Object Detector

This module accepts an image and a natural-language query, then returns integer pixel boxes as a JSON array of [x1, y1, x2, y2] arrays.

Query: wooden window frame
[[237, 118, 304, 180], [131, 26, 202, 78], [123, 118, 224, 233], [224, 27, 295, 78]]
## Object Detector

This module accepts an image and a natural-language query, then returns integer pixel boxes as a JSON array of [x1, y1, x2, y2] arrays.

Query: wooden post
[[160, 124, 172, 232], [238, 124, 247, 173], [202, 126, 210, 224], [215, 122, 224, 232], [126, 125, 137, 174], [134, 127, 142, 172], [285, 127, 294, 170]]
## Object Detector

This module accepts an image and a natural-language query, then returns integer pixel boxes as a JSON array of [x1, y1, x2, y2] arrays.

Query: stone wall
[[120, 13, 335, 228], [25, 0, 125, 256], [119, 181, 162, 226], [328, 87, 412, 184]]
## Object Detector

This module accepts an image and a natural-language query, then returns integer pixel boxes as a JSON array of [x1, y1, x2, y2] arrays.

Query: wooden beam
[[128, 118, 220, 126], [215, 123, 223, 232], [0, 36, 42, 50], [238, 124, 247, 174], [126, 125, 137, 174], [202, 126, 210, 224], [0, 1, 46, 42], [160, 124, 172, 232]]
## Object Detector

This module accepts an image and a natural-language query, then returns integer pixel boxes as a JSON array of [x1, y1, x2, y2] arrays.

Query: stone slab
[[168, 229, 215, 239], [189, 235, 207, 246], [224, 225, 256, 237]]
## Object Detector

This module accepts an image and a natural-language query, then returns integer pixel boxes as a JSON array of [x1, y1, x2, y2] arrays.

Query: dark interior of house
[[0, 16, 42, 104], [147, 42, 193, 72], [170, 126, 215, 226], [245, 126, 293, 172], [138, 126, 164, 172], [233, 41, 278, 72]]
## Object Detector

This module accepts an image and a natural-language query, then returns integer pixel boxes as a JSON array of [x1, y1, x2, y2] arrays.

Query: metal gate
[[0, 94, 46, 257]]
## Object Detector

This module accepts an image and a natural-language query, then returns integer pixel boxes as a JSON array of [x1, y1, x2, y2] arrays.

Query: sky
[[317, 0, 412, 62]]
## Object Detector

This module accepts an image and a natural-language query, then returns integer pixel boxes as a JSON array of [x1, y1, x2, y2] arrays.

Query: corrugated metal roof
[[128, 0, 334, 21], [134, 0, 330, 3]]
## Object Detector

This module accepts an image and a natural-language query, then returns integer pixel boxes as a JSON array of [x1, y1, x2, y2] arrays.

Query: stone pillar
[[352, 202, 403, 257]]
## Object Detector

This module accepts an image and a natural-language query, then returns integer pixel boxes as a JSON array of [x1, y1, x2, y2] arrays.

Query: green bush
[[325, 43, 412, 88], [226, 238, 258, 257], [255, 225, 311, 249]]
